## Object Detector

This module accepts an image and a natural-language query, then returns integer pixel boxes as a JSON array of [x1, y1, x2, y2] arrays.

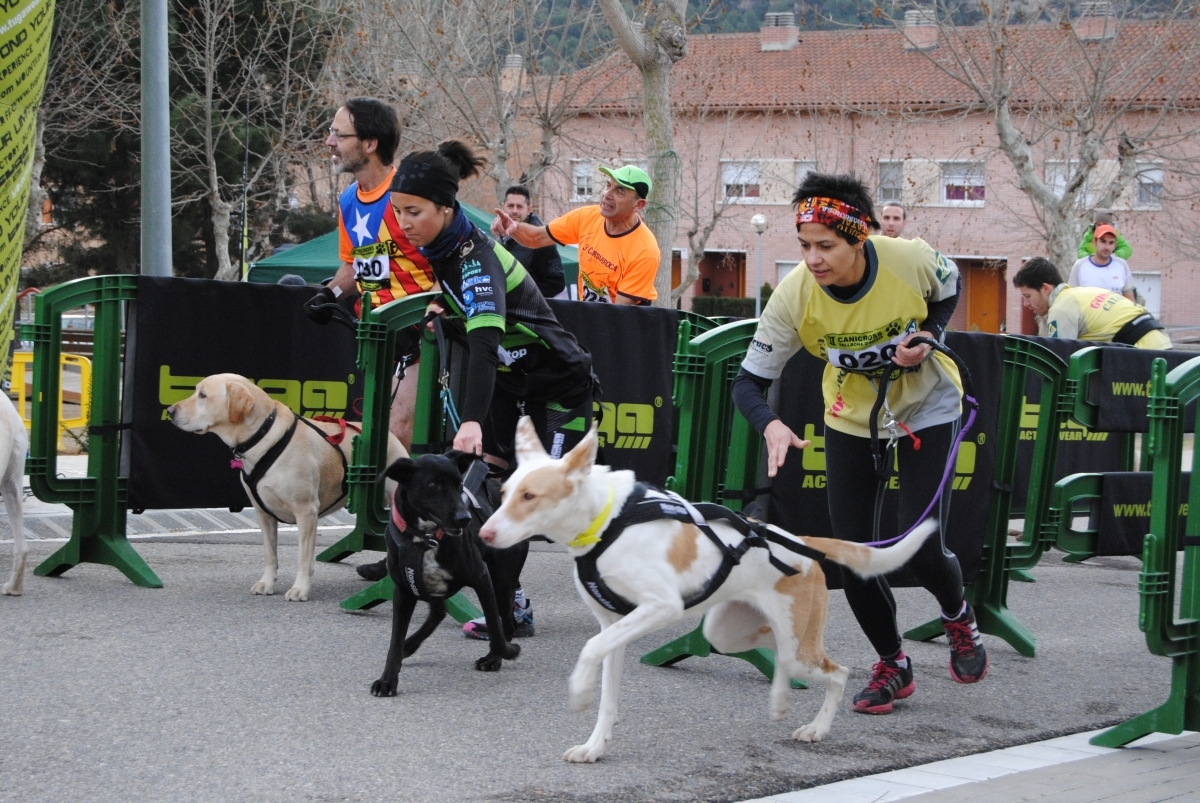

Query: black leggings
[[481, 381, 595, 466], [824, 421, 965, 659]]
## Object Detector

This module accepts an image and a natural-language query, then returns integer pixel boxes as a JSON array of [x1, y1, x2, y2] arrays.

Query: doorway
[[947, 257, 1007, 333], [696, 251, 747, 298]]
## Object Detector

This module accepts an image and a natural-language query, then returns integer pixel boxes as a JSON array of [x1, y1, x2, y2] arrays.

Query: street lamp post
[[750, 214, 769, 317]]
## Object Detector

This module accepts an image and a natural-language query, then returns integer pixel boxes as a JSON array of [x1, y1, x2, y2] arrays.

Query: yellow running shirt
[[547, 206, 660, 304], [1046, 285, 1173, 349], [742, 236, 962, 438]]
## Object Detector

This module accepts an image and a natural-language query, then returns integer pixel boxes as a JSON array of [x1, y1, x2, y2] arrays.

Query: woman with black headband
[[732, 173, 987, 715]]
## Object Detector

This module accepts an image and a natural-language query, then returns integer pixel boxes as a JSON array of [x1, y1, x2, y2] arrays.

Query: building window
[[878, 161, 903, 204], [796, 160, 817, 189], [776, 260, 799, 284], [722, 160, 761, 201], [1137, 164, 1163, 209], [942, 162, 985, 205], [1045, 160, 1095, 208], [572, 161, 593, 202]]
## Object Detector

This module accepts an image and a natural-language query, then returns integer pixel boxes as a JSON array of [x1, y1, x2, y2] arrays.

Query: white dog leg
[[789, 661, 848, 743], [1, 402, 27, 597], [251, 509, 278, 596], [285, 510, 318, 601], [563, 646, 625, 763]]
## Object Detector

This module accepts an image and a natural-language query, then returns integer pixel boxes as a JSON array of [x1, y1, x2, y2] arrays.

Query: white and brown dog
[[1, 393, 28, 596], [168, 373, 406, 601], [480, 417, 936, 762]]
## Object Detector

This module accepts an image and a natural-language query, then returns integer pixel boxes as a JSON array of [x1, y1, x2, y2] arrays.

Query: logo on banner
[[158, 365, 352, 418], [1017, 401, 1109, 442], [584, 399, 659, 450], [794, 422, 979, 490]]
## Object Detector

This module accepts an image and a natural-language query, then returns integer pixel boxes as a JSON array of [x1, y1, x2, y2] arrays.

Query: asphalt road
[[0, 527, 1173, 803]]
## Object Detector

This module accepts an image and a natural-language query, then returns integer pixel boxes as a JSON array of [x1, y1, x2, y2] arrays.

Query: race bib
[[353, 243, 390, 289], [580, 274, 610, 303], [822, 319, 917, 375]]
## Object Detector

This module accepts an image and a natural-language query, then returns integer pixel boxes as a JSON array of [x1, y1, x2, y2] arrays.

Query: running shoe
[[943, 603, 989, 683], [356, 559, 388, 582], [463, 595, 535, 640], [851, 659, 915, 714]]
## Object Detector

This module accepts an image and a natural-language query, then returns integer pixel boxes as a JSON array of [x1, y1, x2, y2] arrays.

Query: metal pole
[[755, 231, 763, 317], [141, 0, 172, 277]]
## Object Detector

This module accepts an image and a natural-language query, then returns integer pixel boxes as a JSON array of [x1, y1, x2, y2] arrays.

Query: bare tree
[[882, 0, 1200, 272], [596, 0, 689, 307], [333, 0, 617, 207]]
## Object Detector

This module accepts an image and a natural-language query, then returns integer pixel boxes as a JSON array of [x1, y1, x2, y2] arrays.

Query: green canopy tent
[[247, 201, 578, 288]]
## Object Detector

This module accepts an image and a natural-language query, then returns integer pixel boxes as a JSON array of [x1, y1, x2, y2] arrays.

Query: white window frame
[[775, 260, 800, 284], [941, 161, 985, 206], [721, 160, 761, 203], [1136, 163, 1164, 209], [795, 160, 817, 190], [1045, 160, 1097, 208], [878, 160, 904, 205], [571, 160, 593, 203]]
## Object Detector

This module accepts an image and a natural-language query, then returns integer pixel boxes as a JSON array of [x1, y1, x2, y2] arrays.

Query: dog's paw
[[251, 580, 275, 596], [475, 654, 503, 672], [563, 742, 606, 763], [2, 582, 21, 596], [370, 678, 398, 697], [502, 642, 521, 660], [568, 685, 598, 712], [792, 723, 825, 743], [284, 585, 309, 602]]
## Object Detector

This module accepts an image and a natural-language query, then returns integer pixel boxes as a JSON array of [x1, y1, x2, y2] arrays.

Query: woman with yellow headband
[[731, 173, 987, 715]]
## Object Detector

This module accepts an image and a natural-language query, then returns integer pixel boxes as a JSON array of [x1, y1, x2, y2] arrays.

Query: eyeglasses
[[327, 128, 358, 140]]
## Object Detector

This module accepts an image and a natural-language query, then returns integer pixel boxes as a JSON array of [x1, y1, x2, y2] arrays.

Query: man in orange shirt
[[492, 165, 661, 305]]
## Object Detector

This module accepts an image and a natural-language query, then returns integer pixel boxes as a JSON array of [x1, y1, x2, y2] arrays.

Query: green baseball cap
[[599, 165, 652, 199]]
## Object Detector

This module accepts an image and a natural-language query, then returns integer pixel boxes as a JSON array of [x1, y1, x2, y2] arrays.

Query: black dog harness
[[387, 506, 456, 601], [572, 483, 827, 616], [229, 408, 354, 523]]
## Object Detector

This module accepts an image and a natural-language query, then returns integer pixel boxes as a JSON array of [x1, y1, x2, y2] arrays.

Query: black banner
[[1094, 347, 1196, 433], [127, 277, 362, 510], [1096, 472, 1191, 556], [547, 301, 678, 486]]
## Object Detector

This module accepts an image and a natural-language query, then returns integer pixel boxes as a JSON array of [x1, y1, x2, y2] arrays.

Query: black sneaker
[[943, 603, 989, 683], [852, 659, 915, 714], [356, 559, 388, 582]]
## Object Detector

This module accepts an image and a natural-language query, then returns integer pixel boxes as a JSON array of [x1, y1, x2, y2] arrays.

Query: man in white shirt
[[1067, 224, 1135, 301]]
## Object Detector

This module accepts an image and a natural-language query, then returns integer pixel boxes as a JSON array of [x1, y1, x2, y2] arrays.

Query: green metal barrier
[[643, 318, 802, 688], [334, 292, 481, 621], [1092, 356, 1200, 746], [905, 336, 1071, 657], [29, 275, 161, 587]]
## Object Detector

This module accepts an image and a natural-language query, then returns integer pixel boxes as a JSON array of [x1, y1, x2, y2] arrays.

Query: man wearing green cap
[[493, 164, 661, 305]]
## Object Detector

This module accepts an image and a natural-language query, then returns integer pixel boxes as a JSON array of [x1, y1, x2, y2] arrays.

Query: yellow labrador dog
[[168, 373, 405, 601], [1, 393, 28, 596]]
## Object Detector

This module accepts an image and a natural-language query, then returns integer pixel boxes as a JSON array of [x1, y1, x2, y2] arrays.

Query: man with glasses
[[493, 165, 660, 305]]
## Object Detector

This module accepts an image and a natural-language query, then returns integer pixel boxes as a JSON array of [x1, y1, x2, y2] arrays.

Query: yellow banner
[[0, 0, 54, 388]]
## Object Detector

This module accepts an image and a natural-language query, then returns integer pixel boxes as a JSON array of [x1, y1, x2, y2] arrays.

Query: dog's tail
[[794, 518, 939, 579]]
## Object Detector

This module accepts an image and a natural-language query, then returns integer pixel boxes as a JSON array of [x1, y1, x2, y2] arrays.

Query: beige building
[[531, 9, 1200, 334]]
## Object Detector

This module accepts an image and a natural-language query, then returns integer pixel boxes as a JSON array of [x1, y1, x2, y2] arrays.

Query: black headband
[[391, 157, 458, 207]]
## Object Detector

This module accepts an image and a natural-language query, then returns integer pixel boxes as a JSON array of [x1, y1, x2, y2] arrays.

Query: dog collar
[[232, 407, 278, 461], [567, 484, 615, 549]]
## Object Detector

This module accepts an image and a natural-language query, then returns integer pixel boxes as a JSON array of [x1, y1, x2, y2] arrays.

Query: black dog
[[371, 452, 528, 696]]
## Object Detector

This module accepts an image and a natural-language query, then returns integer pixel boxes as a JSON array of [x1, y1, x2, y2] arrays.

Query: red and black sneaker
[[943, 603, 989, 683], [851, 659, 915, 714]]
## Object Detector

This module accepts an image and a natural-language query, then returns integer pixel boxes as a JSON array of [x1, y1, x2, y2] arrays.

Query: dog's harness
[[572, 483, 827, 616], [229, 409, 358, 523]]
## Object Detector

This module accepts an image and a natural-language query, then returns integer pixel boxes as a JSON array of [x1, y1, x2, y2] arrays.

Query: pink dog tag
[[230, 459, 243, 470]]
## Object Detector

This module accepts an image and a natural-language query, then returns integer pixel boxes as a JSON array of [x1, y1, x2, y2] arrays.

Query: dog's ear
[[445, 449, 479, 478], [381, 457, 418, 486], [563, 421, 598, 479], [514, 416, 547, 462], [226, 381, 255, 425]]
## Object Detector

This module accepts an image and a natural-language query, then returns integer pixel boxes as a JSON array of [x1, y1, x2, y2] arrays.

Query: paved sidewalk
[[743, 730, 1200, 802]]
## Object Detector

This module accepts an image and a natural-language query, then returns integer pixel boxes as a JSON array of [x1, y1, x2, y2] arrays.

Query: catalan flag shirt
[[337, 166, 435, 305], [741, 236, 962, 438]]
